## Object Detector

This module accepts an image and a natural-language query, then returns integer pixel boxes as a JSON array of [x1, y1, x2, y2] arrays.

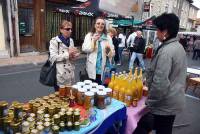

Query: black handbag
[[79, 68, 89, 81], [39, 60, 57, 86], [39, 42, 60, 86]]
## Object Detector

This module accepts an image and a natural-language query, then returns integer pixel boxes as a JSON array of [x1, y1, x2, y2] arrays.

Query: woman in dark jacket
[[133, 13, 187, 134]]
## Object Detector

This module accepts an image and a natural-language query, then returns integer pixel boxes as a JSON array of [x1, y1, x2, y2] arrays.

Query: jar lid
[[96, 85, 105, 90], [22, 121, 30, 126], [90, 88, 98, 93], [91, 82, 98, 87], [31, 129, 38, 133], [78, 87, 86, 92], [104, 88, 112, 93], [44, 122, 50, 127], [74, 121, 80, 125], [97, 91, 107, 96], [84, 80, 92, 84], [72, 85, 80, 89], [83, 85, 92, 90], [59, 85, 65, 88], [37, 125, 44, 130], [76, 82, 85, 86], [85, 91, 94, 96]]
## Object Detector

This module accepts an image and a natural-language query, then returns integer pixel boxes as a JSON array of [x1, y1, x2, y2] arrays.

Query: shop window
[[18, 8, 34, 35]]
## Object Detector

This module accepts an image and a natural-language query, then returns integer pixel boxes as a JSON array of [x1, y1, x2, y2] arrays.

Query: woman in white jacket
[[82, 17, 115, 84], [49, 20, 79, 91]]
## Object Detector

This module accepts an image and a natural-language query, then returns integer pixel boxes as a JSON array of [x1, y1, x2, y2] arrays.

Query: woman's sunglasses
[[63, 28, 72, 31]]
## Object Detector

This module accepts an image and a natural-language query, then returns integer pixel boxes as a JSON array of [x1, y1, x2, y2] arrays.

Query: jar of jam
[[22, 121, 30, 134], [96, 85, 105, 91], [27, 117, 35, 129], [74, 121, 80, 131], [73, 111, 80, 122], [84, 91, 94, 110], [52, 125, 59, 134], [66, 121, 73, 131], [59, 121, 65, 132], [83, 85, 92, 91], [32, 103, 40, 114], [44, 122, 51, 133], [13, 103, 23, 120], [84, 80, 92, 85], [53, 114, 60, 125], [37, 110, 44, 121], [77, 87, 86, 105], [66, 111, 73, 122], [59, 111, 65, 122], [37, 125, 44, 134], [97, 91, 107, 109], [76, 82, 85, 88], [0, 101, 8, 118], [104, 88, 112, 105], [59, 85, 66, 98]]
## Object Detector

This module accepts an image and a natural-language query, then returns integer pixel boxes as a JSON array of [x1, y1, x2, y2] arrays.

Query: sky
[[193, 0, 200, 18]]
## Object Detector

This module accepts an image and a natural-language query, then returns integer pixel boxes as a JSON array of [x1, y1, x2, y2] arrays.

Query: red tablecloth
[[125, 97, 148, 134]]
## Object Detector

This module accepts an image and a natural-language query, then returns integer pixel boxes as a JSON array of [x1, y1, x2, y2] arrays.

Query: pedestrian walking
[[49, 20, 80, 91], [128, 30, 146, 71], [133, 13, 187, 134], [118, 31, 126, 65], [82, 17, 115, 85], [192, 36, 200, 60]]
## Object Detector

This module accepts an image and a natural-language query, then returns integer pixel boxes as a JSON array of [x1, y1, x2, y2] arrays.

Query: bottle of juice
[[108, 71, 115, 90], [131, 75, 139, 107], [112, 73, 119, 100], [124, 79, 133, 106], [118, 77, 126, 102], [137, 68, 143, 100]]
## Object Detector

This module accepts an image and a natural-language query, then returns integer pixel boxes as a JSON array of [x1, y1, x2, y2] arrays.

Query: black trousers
[[133, 112, 175, 134]]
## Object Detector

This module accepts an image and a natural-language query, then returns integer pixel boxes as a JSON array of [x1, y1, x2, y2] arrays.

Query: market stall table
[[0, 99, 126, 134], [125, 97, 148, 134]]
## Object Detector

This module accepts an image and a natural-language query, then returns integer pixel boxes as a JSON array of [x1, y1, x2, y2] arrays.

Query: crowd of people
[[179, 34, 200, 60], [48, 13, 187, 134]]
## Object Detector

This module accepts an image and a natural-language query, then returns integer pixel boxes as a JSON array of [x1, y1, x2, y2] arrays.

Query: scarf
[[58, 34, 70, 47]]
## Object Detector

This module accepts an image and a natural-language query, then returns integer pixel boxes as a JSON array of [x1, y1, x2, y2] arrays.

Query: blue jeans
[[118, 47, 124, 63], [129, 52, 145, 70]]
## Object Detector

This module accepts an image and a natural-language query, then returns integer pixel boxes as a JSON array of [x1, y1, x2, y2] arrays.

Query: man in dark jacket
[[129, 30, 146, 70]]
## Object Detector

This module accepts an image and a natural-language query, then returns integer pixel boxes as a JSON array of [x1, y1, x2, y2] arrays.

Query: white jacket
[[49, 36, 75, 86], [82, 33, 115, 80]]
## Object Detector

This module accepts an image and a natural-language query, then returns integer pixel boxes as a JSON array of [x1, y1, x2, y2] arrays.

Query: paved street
[[0, 52, 199, 134]]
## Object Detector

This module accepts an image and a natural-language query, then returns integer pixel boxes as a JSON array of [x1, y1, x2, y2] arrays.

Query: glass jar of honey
[[84, 91, 94, 110], [104, 88, 112, 105], [13, 103, 23, 120], [74, 121, 80, 131], [97, 91, 107, 109], [73, 111, 80, 122], [52, 125, 59, 134], [77, 87, 86, 105], [59, 85, 66, 98]]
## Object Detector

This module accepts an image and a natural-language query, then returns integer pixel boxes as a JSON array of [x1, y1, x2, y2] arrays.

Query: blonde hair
[[59, 20, 72, 29], [108, 27, 117, 36]]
